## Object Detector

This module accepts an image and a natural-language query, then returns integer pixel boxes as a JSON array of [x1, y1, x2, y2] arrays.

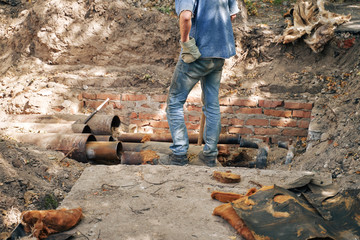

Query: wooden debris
[[213, 171, 241, 183], [278, 0, 351, 52]]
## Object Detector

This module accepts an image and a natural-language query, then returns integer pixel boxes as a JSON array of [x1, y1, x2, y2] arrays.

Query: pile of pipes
[[1, 114, 268, 166]]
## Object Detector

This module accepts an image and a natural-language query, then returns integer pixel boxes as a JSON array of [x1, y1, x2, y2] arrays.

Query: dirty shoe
[[169, 154, 188, 166], [198, 151, 216, 167]]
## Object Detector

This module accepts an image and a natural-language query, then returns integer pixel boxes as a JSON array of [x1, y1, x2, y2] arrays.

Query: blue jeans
[[166, 58, 225, 157]]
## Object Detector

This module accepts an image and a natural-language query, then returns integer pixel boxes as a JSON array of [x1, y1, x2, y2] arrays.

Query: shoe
[[169, 154, 188, 166], [198, 151, 216, 167]]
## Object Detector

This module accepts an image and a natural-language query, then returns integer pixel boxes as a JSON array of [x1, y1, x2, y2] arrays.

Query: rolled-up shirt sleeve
[[228, 0, 240, 16], [175, 0, 197, 16]]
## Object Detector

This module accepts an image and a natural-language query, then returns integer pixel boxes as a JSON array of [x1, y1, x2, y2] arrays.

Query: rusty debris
[[21, 208, 82, 239], [213, 184, 360, 240], [213, 171, 241, 183]]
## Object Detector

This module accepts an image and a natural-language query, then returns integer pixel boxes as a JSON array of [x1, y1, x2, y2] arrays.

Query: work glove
[[180, 37, 201, 63]]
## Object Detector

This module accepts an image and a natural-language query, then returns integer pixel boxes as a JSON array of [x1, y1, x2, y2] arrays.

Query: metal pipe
[[75, 115, 121, 135], [120, 151, 169, 165], [118, 133, 240, 144], [0, 123, 91, 134], [10, 133, 96, 162], [3, 114, 121, 135], [94, 135, 116, 141], [86, 141, 122, 165], [121, 151, 143, 165]]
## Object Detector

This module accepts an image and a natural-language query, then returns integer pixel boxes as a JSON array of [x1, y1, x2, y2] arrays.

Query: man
[[166, 0, 239, 166]]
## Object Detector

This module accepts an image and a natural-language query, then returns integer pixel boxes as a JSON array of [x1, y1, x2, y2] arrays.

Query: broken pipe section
[[86, 141, 122, 165], [11, 133, 96, 162]]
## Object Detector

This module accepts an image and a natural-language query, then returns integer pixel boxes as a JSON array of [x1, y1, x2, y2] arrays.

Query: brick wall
[[78, 92, 313, 143]]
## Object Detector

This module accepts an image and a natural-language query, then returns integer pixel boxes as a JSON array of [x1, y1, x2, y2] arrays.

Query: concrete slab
[[60, 165, 330, 240]]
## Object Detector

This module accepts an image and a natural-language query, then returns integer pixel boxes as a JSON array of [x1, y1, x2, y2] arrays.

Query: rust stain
[[140, 134, 151, 143], [297, 228, 303, 237], [140, 149, 159, 164], [233, 197, 256, 210], [259, 185, 274, 191], [273, 194, 294, 204], [266, 204, 290, 218]]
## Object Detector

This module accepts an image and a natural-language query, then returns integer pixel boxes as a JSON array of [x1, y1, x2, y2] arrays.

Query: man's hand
[[180, 37, 201, 63]]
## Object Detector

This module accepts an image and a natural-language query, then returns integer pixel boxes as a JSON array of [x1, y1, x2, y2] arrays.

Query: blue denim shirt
[[175, 0, 239, 59]]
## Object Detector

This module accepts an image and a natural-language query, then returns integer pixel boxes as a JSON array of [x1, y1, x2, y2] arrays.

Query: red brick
[[82, 92, 97, 100], [254, 128, 281, 135], [236, 108, 262, 115], [219, 98, 257, 107], [141, 104, 151, 108], [220, 106, 233, 113], [130, 119, 150, 126], [152, 95, 167, 102], [188, 115, 201, 122], [149, 121, 169, 128], [121, 94, 147, 101], [186, 105, 202, 112], [258, 100, 283, 108], [270, 119, 297, 127], [264, 109, 292, 118], [130, 112, 137, 119], [186, 122, 200, 130], [85, 100, 108, 109], [77, 93, 83, 101], [219, 97, 230, 105], [231, 99, 257, 107], [298, 120, 310, 128], [153, 129, 170, 134], [284, 102, 313, 110], [228, 127, 253, 134], [282, 129, 308, 137], [230, 118, 245, 126], [293, 110, 311, 118], [245, 119, 269, 126], [159, 103, 167, 111], [139, 113, 165, 121], [221, 118, 229, 125], [187, 96, 201, 103], [97, 93, 120, 101]]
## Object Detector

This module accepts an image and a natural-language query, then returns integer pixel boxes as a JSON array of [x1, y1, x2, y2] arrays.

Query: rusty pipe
[[120, 151, 169, 165], [86, 141, 122, 165], [10, 133, 96, 162], [0, 122, 91, 134], [121, 151, 143, 165], [118, 133, 240, 144], [4, 114, 121, 135], [75, 115, 121, 135], [94, 135, 116, 141]]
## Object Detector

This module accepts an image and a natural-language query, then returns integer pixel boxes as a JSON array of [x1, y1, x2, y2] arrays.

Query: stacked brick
[[79, 92, 313, 143]]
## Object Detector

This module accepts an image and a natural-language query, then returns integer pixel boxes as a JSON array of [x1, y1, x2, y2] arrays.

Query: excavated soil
[[0, 0, 360, 237]]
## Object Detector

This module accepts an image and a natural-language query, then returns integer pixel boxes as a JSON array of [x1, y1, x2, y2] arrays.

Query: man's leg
[[200, 59, 225, 164], [166, 60, 200, 159]]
